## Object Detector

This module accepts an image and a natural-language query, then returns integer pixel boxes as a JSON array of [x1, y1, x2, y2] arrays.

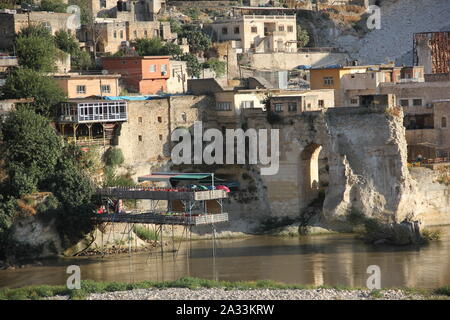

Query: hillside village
[[1, 0, 450, 262]]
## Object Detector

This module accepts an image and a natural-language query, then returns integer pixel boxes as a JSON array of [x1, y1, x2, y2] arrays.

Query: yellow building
[[52, 73, 121, 98], [310, 65, 386, 106]]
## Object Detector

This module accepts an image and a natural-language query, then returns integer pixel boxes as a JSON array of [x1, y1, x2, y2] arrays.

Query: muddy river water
[[2, 227, 450, 289]]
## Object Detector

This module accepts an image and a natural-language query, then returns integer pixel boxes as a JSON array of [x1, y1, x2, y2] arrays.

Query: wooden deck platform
[[96, 187, 227, 201], [95, 213, 229, 226]]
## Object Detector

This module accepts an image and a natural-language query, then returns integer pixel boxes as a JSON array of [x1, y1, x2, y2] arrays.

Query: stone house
[[78, 18, 173, 55], [52, 72, 122, 98], [0, 10, 76, 50], [166, 60, 188, 94], [205, 14, 297, 53], [310, 64, 425, 106], [101, 55, 170, 94]]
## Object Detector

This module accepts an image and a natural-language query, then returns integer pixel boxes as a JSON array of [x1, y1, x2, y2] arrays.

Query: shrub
[[422, 228, 442, 241], [132, 225, 158, 242], [103, 147, 124, 167]]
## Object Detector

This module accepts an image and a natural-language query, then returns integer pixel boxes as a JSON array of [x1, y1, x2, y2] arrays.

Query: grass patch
[[132, 225, 158, 242], [433, 286, 450, 296], [369, 289, 383, 299], [422, 228, 442, 241], [1, 277, 449, 300]]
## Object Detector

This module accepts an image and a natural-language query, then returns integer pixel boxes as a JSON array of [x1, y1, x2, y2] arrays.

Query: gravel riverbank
[[48, 288, 442, 300]]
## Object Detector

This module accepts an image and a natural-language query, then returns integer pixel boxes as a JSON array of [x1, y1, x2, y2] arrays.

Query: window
[[216, 102, 231, 111], [442, 117, 447, 128], [287, 25, 293, 32], [138, 117, 142, 123], [101, 85, 110, 93], [278, 25, 284, 32], [240, 101, 254, 109], [323, 77, 333, 86], [114, 31, 117, 38], [100, 0, 106, 8], [274, 103, 283, 112], [159, 134, 163, 140], [288, 102, 297, 112], [413, 99, 422, 106], [251, 26, 257, 33], [161, 64, 167, 74], [76, 85, 86, 94], [234, 27, 239, 34], [138, 135, 142, 142], [350, 98, 358, 105], [119, 30, 123, 39], [144, 30, 148, 38], [157, 116, 162, 123], [318, 100, 324, 108], [149, 64, 156, 72], [400, 99, 409, 107], [222, 27, 228, 35]]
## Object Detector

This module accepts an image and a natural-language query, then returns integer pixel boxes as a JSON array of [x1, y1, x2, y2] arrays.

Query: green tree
[[0, 195, 17, 259], [15, 25, 58, 72], [184, 7, 200, 21], [297, 26, 310, 47], [15, 35, 57, 72], [180, 53, 201, 78], [1, 107, 63, 196], [39, 0, 68, 12], [72, 50, 93, 70], [103, 147, 124, 168], [1, 68, 66, 115], [54, 30, 93, 71], [54, 30, 79, 55], [169, 18, 182, 35], [179, 25, 211, 54], [134, 38, 182, 58], [203, 58, 226, 77]]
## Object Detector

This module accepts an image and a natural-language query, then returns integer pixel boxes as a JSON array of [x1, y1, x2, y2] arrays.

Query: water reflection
[[1, 228, 450, 289]]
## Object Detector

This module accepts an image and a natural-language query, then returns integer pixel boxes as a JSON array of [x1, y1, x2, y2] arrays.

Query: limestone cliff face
[[407, 168, 450, 227], [322, 108, 413, 223]]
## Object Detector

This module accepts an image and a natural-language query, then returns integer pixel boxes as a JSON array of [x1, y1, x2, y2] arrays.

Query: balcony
[[58, 100, 128, 124]]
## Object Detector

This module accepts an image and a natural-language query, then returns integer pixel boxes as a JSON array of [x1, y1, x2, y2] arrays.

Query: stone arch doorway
[[299, 143, 328, 208]]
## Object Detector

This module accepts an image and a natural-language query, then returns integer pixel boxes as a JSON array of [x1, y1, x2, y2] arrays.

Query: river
[[1, 227, 450, 289]]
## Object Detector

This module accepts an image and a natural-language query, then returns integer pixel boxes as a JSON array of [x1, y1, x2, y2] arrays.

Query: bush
[[103, 147, 124, 167], [422, 228, 442, 241], [1, 107, 63, 195], [1, 68, 66, 115], [15, 26, 57, 72], [203, 58, 226, 77], [133, 225, 158, 242]]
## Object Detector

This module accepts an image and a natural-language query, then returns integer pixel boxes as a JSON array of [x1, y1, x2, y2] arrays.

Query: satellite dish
[[102, 70, 109, 75]]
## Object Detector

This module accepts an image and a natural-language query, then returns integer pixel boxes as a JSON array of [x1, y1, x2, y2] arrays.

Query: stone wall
[[116, 95, 213, 178], [242, 52, 349, 70]]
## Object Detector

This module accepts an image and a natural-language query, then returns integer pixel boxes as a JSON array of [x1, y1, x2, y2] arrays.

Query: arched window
[[442, 117, 447, 128]]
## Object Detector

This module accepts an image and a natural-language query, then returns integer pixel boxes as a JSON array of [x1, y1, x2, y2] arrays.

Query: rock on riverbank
[[48, 288, 440, 300]]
